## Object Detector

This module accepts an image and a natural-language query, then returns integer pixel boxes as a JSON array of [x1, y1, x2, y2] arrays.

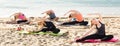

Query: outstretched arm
[[10, 13, 16, 17], [87, 13, 102, 22], [41, 11, 48, 14], [69, 25, 95, 43], [64, 10, 76, 16], [64, 11, 70, 16], [42, 11, 50, 18], [41, 10, 53, 14], [98, 13, 102, 22], [81, 25, 95, 38]]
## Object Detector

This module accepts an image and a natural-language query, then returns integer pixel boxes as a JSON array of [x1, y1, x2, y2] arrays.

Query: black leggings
[[61, 21, 88, 26], [76, 34, 113, 42], [17, 20, 28, 24], [41, 28, 60, 34], [40, 21, 60, 34]]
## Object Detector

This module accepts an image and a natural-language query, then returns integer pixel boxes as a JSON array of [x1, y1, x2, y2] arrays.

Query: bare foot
[[68, 39, 76, 44]]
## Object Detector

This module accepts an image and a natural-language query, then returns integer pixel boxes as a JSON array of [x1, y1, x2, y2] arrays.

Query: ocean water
[[0, 0, 120, 17]]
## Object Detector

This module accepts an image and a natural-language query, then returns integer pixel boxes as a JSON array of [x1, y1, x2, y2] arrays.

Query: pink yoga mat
[[75, 37, 118, 43]]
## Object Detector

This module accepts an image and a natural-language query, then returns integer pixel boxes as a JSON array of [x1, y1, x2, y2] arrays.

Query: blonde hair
[[91, 18, 96, 27], [37, 19, 46, 29], [38, 20, 45, 26], [13, 13, 19, 20], [91, 18, 99, 27]]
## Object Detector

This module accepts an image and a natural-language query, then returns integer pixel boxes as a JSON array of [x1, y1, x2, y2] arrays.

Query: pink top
[[18, 14, 25, 20]]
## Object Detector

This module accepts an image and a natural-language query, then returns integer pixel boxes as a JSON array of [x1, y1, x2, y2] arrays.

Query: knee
[[107, 35, 114, 38], [52, 28, 60, 34]]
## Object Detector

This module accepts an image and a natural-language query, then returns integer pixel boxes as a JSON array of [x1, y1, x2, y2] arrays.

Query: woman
[[37, 19, 60, 34], [61, 10, 88, 26], [12, 12, 28, 24], [71, 14, 113, 43], [42, 10, 59, 21]]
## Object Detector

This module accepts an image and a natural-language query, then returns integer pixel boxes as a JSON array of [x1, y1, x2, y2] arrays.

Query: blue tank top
[[49, 13, 56, 19]]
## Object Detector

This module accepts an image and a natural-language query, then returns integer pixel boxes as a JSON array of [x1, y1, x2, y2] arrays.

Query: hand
[[69, 40, 75, 44], [75, 36, 80, 40]]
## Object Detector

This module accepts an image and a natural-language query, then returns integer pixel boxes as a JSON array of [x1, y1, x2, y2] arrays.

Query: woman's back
[[18, 14, 27, 20]]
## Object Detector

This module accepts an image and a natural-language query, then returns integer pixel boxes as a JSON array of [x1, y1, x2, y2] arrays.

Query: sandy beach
[[0, 16, 120, 46]]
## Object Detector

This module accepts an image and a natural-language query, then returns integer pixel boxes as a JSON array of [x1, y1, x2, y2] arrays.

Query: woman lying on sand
[[19, 18, 60, 34], [41, 10, 59, 22], [33, 19, 60, 34], [60, 10, 88, 26], [10, 12, 28, 24], [70, 14, 113, 43]]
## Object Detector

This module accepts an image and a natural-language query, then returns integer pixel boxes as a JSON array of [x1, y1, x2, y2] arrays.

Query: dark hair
[[69, 14, 72, 18]]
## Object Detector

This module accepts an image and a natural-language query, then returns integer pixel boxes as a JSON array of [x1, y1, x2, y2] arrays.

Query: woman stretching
[[61, 10, 88, 26], [42, 10, 59, 22], [37, 19, 60, 34], [11, 12, 28, 24], [71, 14, 113, 43]]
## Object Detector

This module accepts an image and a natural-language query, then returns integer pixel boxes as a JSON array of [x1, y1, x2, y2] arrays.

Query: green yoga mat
[[19, 31, 64, 36], [33, 32, 63, 36]]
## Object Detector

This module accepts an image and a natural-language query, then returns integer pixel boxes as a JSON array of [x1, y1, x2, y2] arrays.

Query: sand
[[0, 16, 120, 46]]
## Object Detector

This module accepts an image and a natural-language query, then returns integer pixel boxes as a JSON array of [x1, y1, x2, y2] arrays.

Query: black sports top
[[95, 22, 105, 35]]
